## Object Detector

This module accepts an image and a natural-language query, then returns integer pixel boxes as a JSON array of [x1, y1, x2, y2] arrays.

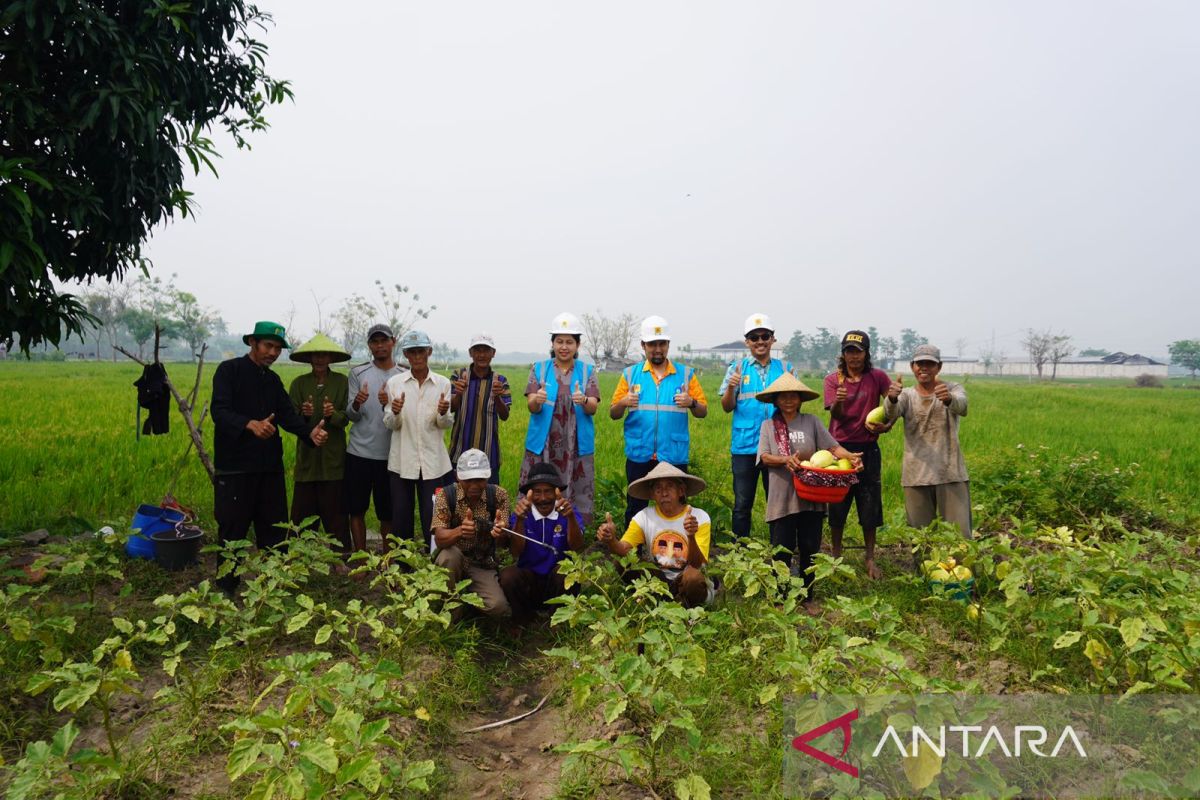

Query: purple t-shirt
[[823, 367, 891, 444], [510, 508, 582, 576]]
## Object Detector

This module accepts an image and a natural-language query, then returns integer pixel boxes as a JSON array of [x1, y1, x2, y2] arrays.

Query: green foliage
[[972, 446, 1160, 531], [1169, 339, 1200, 378], [1, 0, 290, 351]]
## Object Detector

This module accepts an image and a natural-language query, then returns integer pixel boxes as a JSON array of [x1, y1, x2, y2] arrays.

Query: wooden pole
[[116, 325, 215, 483]]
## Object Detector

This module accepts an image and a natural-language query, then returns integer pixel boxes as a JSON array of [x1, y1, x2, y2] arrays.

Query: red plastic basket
[[792, 466, 859, 504]]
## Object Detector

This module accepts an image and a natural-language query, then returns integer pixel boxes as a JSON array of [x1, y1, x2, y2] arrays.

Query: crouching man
[[596, 462, 715, 608], [499, 462, 585, 625], [431, 449, 511, 618]]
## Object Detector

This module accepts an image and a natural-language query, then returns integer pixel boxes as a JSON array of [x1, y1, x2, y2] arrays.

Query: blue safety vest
[[621, 361, 693, 464], [524, 359, 596, 456], [730, 357, 793, 455]]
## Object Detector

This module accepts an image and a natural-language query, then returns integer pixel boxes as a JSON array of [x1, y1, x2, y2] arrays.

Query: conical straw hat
[[627, 461, 707, 500], [755, 372, 820, 404], [289, 333, 351, 364]]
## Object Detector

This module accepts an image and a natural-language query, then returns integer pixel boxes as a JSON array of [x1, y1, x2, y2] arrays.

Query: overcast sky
[[137, 1, 1199, 358]]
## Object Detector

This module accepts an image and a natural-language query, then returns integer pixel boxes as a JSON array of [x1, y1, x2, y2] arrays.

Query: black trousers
[[390, 471, 448, 548], [214, 471, 289, 590], [731, 453, 769, 538], [770, 511, 824, 594], [291, 479, 349, 553]]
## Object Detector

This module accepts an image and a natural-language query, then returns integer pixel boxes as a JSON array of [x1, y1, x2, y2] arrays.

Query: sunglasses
[[746, 333, 772, 342]]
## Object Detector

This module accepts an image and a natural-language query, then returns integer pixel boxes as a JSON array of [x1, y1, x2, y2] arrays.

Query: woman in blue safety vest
[[520, 312, 601, 524]]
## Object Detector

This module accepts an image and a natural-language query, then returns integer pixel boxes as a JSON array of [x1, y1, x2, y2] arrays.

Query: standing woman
[[756, 373, 861, 613], [520, 313, 601, 525]]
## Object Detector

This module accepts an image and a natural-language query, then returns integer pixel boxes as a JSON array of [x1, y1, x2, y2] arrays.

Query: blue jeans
[[731, 453, 768, 538]]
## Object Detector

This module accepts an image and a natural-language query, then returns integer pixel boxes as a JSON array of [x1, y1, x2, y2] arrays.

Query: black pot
[[150, 524, 203, 571]]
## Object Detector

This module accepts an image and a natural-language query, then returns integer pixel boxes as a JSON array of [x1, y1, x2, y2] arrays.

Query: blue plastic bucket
[[127, 505, 186, 560]]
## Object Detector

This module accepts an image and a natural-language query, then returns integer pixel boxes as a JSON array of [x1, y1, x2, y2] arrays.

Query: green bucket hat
[[289, 333, 351, 364], [243, 321, 291, 349]]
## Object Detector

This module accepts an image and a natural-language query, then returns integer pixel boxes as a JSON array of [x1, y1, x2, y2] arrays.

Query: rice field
[[0, 360, 1196, 535]]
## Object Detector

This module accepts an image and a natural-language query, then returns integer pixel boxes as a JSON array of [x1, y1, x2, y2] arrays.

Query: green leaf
[[336, 752, 374, 786], [1119, 617, 1146, 649], [50, 720, 80, 758], [313, 625, 332, 645], [675, 773, 712, 800], [286, 611, 312, 634], [297, 740, 338, 774], [111, 617, 134, 634], [603, 698, 627, 725], [53, 679, 99, 712], [227, 737, 263, 782], [1053, 631, 1082, 649]]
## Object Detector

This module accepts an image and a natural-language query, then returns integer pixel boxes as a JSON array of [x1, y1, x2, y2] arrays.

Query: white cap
[[744, 313, 774, 336], [468, 332, 495, 350], [640, 315, 670, 342], [456, 448, 492, 481], [550, 312, 583, 336]]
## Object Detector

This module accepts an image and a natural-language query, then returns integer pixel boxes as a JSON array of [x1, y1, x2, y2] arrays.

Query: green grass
[[1, 361, 1196, 534]]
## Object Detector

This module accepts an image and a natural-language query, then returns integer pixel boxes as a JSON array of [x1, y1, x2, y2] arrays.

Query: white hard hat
[[550, 312, 583, 336], [744, 313, 775, 336], [640, 315, 670, 342]]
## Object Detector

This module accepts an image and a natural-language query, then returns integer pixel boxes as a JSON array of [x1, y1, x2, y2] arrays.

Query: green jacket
[[288, 370, 349, 482]]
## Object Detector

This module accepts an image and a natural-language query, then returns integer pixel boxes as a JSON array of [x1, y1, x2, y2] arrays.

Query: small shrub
[[1133, 373, 1163, 388]]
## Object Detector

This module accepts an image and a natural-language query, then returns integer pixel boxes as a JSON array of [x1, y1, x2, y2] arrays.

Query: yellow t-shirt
[[621, 504, 711, 580]]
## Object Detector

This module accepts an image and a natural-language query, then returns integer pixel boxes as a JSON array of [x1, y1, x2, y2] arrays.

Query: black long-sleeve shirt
[[212, 355, 314, 474]]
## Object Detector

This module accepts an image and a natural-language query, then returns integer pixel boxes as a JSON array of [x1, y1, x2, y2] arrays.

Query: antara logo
[[872, 725, 1087, 759], [792, 709, 859, 777]]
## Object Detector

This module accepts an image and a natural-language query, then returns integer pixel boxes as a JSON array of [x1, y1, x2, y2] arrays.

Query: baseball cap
[[367, 324, 394, 340], [398, 329, 432, 351], [456, 448, 492, 481], [911, 344, 942, 363], [469, 333, 496, 350], [743, 313, 774, 336], [841, 330, 870, 351]]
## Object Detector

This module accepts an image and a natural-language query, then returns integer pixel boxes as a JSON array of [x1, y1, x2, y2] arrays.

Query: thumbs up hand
[[301, 394, 314, 417], [674, 382, 693, 408], [437, 392, 449, 416], [724, 363, 742, 397], [835, 373, 847, 403], [390, 391, 405, 414], [247, 413, 277, 439], [554, 487, 573, 516], [310, 418, 328, 446], [888, 373, 904, 400], [491, 376, 506, 398], [934, 380, 951, 404], [597, 512, 616, 543], [354, 381, 370, 409], [683, 508, 698, 535], [514, 489, 533, 518], [571, 381, 585, 406], [534, 382, 549, 407], [322, 397, 335, 418], [377, 383, 389, 407], [490, 507, 506, 540], [451, 369, 468, 395], [460, 507, 475, 538]]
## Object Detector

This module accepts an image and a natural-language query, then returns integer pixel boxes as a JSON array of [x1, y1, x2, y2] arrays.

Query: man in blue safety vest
[[719, 313, 793, 540], [609, 315, 708, 526]]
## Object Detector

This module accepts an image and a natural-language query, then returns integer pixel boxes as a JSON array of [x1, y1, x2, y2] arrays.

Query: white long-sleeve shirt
[[383, 371, 454, 479]]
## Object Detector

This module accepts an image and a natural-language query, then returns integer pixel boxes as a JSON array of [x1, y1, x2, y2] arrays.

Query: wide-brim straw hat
[[755, 372, 820, 404], [628, 461, 707, 501], [289, 333, 351, 364]]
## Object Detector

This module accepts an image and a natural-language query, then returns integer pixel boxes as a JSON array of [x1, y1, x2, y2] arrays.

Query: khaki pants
[[434, 546, 511, 618], [903, 481, 973, 538]]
